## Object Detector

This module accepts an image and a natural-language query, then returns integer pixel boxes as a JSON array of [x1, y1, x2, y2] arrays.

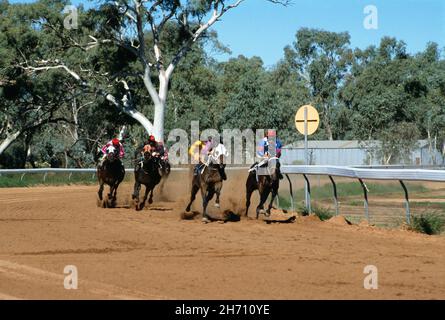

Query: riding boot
[[278, 168, 284, 180], [219, 167, 227, 180], [194, 164, 200, 176]]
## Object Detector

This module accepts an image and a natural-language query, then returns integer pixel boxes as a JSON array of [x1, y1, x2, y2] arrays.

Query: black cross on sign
[[295, 119, 318, 123]]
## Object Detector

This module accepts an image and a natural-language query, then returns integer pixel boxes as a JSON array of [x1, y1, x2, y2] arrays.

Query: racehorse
[[185, 152, 225, 222], [157, 156, 171, 195], [132, 148, 162, 211], [245, 157, 280, 219], [97, 145, 125, 208]]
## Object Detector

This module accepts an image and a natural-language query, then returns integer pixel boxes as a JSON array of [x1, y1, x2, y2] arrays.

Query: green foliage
[[293, 181, 427, 200], [409, 212, 445, 235], [0, 171, 134, 188], [1, 0, 445, 169]]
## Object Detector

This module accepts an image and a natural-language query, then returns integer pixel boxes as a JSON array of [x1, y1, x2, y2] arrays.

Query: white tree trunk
[[153, 102, 165, 142], [0, 131, 21, 155], [128, 108, 154, 134], [153, 75, 169, 142]]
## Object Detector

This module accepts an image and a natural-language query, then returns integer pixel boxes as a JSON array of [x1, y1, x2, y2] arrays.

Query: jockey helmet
[[112, 138, 120, 146]]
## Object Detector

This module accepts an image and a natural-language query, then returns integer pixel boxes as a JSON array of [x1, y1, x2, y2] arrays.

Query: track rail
[[2, 165, 445, 224]]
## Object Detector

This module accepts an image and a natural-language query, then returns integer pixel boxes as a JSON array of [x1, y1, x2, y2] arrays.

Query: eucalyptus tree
[[0, 0, 77, 161], [22, 0, 290, 142], [285, 28, 353, 140]]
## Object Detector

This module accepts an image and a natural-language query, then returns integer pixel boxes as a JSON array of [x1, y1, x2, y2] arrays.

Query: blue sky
[[10, 0, 445, 67], [211, 0, 445, 67]]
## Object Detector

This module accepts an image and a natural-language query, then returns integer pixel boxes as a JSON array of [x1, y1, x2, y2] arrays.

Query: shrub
[[409, 212, 445, 235], [298, 204, 334, 221]]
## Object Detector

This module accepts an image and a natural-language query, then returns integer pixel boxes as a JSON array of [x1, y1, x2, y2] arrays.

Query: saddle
[[248, 157, 280, 182]]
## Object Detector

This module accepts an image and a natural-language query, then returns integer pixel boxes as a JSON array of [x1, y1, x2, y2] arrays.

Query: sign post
[[295, 105, 320, 214]]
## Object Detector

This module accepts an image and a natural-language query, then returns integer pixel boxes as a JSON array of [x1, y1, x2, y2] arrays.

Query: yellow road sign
[[295, 105, 320, 135]]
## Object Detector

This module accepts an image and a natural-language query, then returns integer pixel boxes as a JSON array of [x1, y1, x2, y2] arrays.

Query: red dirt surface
[[0, 171, 444, 299]]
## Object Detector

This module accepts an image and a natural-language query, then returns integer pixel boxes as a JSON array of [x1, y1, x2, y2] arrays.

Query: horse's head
[[142, 145, 152, 161], [106, 145, 118, 162]]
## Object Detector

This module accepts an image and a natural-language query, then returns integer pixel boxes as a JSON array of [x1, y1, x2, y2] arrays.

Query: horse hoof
[[214, 203, 220, 208], [202, 217, 211, 224], [148, 199, 153, 204]]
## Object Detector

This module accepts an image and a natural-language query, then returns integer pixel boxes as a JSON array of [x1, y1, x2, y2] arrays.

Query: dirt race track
[[0, 170, 444, 300]]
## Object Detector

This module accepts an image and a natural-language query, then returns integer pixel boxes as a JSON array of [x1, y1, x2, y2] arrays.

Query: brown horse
[[245, 157, 280, 219], [185, 153, 224, 222], [132, 150, 162, 211], [97, 145, 125, 208], [157, 157, 171, 195]]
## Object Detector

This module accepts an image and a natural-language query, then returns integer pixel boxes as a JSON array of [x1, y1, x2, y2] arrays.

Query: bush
[[298, 204, 334, 221], [409, 212, 445, 235]]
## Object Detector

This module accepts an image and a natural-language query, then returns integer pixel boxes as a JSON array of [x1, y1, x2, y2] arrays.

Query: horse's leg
[[108, 184, 113, 201], [113, 181, 119, 200], [98, 180, 104, 201], [266, 185, 278, 216], [148, 187, 154, 204], [245, 174, 257, 217], [186, 183, 200, 212], [133, 181, 141, 210], [139, 185, 150, 211], [203, 186, 215, 222], [245, 187, 253, 218], [201, 185, 210, 221], [111, 181, 120, 207], [214, 182, 222, 208], [256, 186, 271, 219]]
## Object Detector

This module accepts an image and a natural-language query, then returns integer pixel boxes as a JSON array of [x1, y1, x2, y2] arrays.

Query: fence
[[281, 166, 445, 224], [2, 166, 445, 224]]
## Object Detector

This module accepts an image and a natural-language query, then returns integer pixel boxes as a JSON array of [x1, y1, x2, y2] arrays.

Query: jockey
[[256, 130, 283, 179], [100, 138, 125, 165], [191, 137, 228, 180], [213, 137, 228, 180], [135, 135, 165, 170], [257, 130, 282, 159], [200, 137, 215, 164], [189, 139, 204, 164]]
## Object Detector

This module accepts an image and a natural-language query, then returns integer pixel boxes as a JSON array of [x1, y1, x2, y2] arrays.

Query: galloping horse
[[132, 148, 162, 211], [185, 152, 225, 222], [157, 157, 171, 195], [97, 145, 125, 208], [245, 157, 280, 219]]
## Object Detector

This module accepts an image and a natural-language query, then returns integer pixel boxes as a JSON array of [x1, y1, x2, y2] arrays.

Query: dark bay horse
[[157, 157, 171, 195], [132, 149, 162, 211], [97, 145, 125, 208], [245, 157, 281, 219], [185, 153, 224, 222]]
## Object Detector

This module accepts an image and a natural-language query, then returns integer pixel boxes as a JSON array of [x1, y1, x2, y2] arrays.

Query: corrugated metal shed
[[281, 140, 443, 166]]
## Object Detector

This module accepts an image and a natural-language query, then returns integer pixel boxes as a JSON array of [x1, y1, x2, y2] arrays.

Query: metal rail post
[[303, 174, 311, 214], [285, 174, 294, 212], [329, 175, 339, 216], [358, 178, 369, 222], [399, 180, 411, 225]]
